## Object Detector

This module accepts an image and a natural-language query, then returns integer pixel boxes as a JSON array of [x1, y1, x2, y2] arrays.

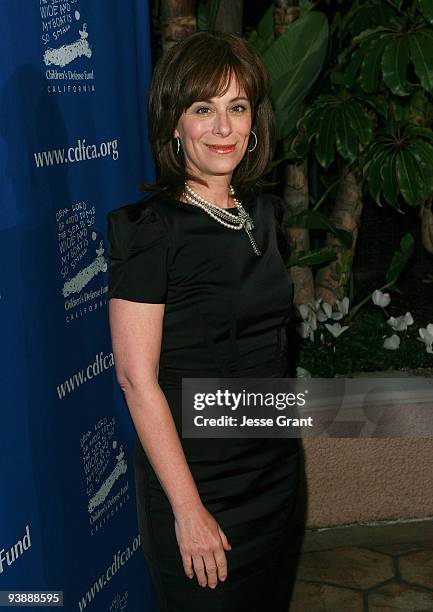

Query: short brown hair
[[139, 31, 276, 203]]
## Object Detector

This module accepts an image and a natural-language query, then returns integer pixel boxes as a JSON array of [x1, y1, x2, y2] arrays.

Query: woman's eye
[[193, 105, 248, 114]]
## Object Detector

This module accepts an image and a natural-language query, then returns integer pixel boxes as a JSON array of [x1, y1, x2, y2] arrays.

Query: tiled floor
[[288, 519, 433, 611]]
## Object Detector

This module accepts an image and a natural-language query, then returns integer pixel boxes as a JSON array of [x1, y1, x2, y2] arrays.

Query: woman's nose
[[212, 111, 232, 136]]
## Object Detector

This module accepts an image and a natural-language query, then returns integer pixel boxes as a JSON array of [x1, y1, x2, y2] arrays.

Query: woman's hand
[[174, 503, 232, 588]]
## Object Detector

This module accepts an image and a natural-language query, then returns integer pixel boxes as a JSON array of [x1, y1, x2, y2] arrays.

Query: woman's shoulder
[[108, 191, 165, 224], [107, 192, 170, 257], [108, 190, 197, 229]]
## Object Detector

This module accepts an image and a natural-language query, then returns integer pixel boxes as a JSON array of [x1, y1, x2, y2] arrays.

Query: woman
[[108, 31, 300, 612]]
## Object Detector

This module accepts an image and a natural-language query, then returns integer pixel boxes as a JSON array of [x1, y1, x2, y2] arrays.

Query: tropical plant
[[247, 0, 433, 308]]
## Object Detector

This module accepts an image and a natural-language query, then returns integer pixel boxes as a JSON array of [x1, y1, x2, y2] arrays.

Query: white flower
[[335, 296, 349, 316], [418, 323, 433, 353], [383, 334, 400, 350], [297, 322, 311, 339], [372, 290, 390, 308], [298, 322, 315, 342], [309, 312, 318, 331], [316, 309, 329, 322], [325, 322, 349, 338], [387, 312, 414, 332], [316, 297, 350, 322], [322, 302, 333, 318], [296, 366, 311, 378], [297, 303, 320, 342], [298, 304, 310, 320]]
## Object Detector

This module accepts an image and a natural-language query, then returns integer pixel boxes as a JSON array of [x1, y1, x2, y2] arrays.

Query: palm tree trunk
[[283, 159, 315, 304], [160, 0, 196, 54], [420, 199, 433, 254], [274, 0, 300, 34], [315, 165, 363, 303], [274, 1, 314, 305]]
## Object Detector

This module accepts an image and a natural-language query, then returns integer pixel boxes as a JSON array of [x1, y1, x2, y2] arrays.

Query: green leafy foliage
[[420, 0, 433, 26], [295, 93, 374, 169], [349, 22, 433, 96], [248, 11, 329, 140], [197, 0, 222, 32], [385, 233, 414, 286], [284, 209, 353, 249], [346, 231, 415, 323], [362, 124, 433, 208], [246, 5, 274, 54], [287, 247, 337, 267]]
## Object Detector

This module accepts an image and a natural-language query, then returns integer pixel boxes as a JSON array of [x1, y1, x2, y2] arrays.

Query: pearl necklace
[[182, 182, 262, 256]]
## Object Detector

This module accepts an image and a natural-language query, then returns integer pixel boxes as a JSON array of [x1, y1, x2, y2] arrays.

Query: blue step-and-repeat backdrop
[[0, 2, 158, 610]]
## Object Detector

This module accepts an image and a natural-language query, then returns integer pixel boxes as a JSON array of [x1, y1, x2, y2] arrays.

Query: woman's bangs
[[181, 62, 254, 111]]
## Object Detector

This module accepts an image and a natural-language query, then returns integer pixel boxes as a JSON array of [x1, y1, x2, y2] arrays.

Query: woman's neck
[[183, 179, 234, 209]]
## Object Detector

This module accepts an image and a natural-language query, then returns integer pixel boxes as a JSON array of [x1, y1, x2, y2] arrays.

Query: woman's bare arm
[[108, 298, 232, 588], [108, 298, 201, 513]]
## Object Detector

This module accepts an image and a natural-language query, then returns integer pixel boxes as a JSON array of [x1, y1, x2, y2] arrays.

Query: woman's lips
[[205, 144, 236, 154]]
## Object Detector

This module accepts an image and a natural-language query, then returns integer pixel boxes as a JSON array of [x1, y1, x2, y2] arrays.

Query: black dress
[[107, 190, 300, 612]]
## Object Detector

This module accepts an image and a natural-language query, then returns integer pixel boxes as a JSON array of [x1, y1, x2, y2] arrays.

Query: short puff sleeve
[[107, 202, 169, 303]]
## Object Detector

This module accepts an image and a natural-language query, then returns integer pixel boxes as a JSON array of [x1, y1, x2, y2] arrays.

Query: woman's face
[[174, 73, 252, 182]]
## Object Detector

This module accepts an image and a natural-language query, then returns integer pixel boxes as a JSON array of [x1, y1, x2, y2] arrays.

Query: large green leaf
[[268, 149, 301, 171], [354, 26, 390, 46], [407, 141, 433, 200], [385, 233, 414, 286], [315, 107, 337, 169], [420, 0, 433, 26], [276, 100, 304, 141], [360, 36, 388, 93], [285, 209, 353, 248], [342, 48, 363, 89], [287, 247, 337, 267], [395, 149, 424, 206], [363, 146, 390, 205], [345, 4, 396, 39], [356, 92, 389, 117], [406, 125, 433, 142], [335, 106, 358, 161], [380, 152, 400, 210], [381, 36, 411, 96], [197, 0, 222, 31], [297, 105, 324, 142], [408, 138, 433, 166], [262, 12, 329, 138], [247, 5, 274, 54], [208, 0, 222, 31], [409, 31, 433, 94], [345, 100, 373, 145], [197, 1, 208, 31]]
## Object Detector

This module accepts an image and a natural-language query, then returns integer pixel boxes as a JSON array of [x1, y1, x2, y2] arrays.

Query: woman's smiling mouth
[[205, 144, 236, 154]]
